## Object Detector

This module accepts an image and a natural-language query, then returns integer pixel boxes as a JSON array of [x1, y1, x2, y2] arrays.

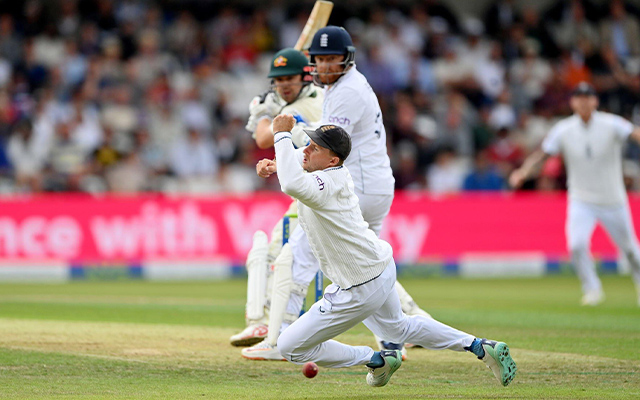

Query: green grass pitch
[[0, 275, 639, 399]]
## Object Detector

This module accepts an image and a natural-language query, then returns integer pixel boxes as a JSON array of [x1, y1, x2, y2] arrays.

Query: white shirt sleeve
[[541, 122, 563, 155], [274, 131, 332, 208], [321, 87, 365, 135], [609, 114, 635, 140]]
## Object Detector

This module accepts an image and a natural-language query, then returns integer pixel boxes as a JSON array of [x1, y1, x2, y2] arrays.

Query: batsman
[[232, 41, 432, 361]]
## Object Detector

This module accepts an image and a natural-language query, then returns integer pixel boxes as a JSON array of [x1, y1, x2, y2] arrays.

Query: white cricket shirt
[[542, 111, 635, 205], [321, 67, 395, 195], [273, 131, 393, 289]]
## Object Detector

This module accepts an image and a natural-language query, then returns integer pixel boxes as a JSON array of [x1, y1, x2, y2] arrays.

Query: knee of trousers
[[375, 318, 412, 344], [277, 333, 311, 363], [569, 244, 589, 256]]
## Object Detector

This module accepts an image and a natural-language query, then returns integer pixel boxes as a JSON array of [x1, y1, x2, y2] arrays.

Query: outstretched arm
[[254, 118, 275, 149], [272, 114, 331, 208], [509, 149, 550, 189]]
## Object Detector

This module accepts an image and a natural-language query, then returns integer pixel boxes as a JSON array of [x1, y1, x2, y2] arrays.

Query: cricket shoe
[[241, 340, 286, 361], [365, 350, 402, 387], [581, 290, 604, 306], [229, 324, 268, 347], [467, 338, 516, 387]]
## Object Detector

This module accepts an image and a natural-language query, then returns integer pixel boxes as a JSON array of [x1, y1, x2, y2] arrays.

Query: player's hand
[[256, 158, 277, 178], [509, 168, 526, 189], [273, 114, 296, 134]]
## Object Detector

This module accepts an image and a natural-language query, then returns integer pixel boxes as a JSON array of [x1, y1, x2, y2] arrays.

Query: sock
[[465, 338, 485, 359], [366, 351, 384, 368]]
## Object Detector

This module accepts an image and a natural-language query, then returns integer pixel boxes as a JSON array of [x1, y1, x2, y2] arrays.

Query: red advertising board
[[0, 192, 633, 263]]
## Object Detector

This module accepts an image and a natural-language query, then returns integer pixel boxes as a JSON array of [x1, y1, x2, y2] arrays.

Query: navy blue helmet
[[308, 26, 355, 85]]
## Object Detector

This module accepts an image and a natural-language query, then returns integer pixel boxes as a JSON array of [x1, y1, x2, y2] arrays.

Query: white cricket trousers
[[277, 260, 475, 367], [567, 199, 640, 293], [285, 192, 394, 320]]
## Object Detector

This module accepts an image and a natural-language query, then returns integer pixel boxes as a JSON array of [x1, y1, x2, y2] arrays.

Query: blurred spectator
[[167, 11, 198, 55], [22, 0, 46, 38], [33, 24, 65, 69], [552, 1, 599, 51], [433, 90, 477, 157], [105, 149, 149, 193], [394, 50, 438, 95], [170, 127, 218, 179], [427, 145, 468, 194], [424, 0, 460, 34], [44, 122, 88, 191], [463, 149, 505, 191], [521, 7, 560, 59], [599, 0, 640, 64], [537, 65, 573, 115], [393, 141, 424, 190], [60, 39, 87, 89], [6, 118, 46, 191], [510, 41, 553, 110], [146, 99, 186, 154], [489, 90, 517, 130], [360, 47, 396, 97], [134, 127, 166, 175], [0, 15, 22, 64], [486, 126, 525, 177], [484, 0, 520, 39], [58, 0, 80, 37], [131, 29, 178, 89], [101, 85, 137, 151], [91, 126, 120, 176], [543, 0, 600, 24], [473, 41, 507, 102]]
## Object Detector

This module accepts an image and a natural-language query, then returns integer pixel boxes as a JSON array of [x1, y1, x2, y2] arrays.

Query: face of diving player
[[302, 140, 339, 172]]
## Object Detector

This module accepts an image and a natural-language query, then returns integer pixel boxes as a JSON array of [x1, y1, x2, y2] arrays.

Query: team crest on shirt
[[274, 56, 287, 67]]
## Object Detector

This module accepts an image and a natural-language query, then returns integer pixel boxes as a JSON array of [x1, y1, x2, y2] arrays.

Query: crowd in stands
[[2, 0, 640, 195]]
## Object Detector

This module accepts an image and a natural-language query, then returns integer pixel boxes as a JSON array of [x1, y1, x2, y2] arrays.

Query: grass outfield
[[0, 276, 639, 399]]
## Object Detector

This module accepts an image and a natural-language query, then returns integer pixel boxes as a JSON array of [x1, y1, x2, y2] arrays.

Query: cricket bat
[[294, 1, 334, 51]]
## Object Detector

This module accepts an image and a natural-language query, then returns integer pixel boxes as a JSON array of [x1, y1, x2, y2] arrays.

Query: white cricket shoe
[[581, 290, 604, 306], [229, 324, 268, 347], [241, 340, 286, 361]]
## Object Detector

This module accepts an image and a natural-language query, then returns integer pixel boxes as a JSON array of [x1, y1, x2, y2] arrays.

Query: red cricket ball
[[302, 362, 318, 378]]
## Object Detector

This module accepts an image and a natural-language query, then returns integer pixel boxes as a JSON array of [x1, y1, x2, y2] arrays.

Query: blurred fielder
[[257, 114, 516, 387], [510, 82, 640, 306]]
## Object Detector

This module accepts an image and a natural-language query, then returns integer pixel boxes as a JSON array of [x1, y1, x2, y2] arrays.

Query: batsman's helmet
[[268, 48, 312, 83], [308, 26, 355, 83]]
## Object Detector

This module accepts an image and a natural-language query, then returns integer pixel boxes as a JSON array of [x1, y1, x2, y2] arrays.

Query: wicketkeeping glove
[[291, 124, 311, 148]]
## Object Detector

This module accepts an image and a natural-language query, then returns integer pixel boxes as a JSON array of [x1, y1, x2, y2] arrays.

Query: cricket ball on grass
[[302, 362, 318, 378]]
